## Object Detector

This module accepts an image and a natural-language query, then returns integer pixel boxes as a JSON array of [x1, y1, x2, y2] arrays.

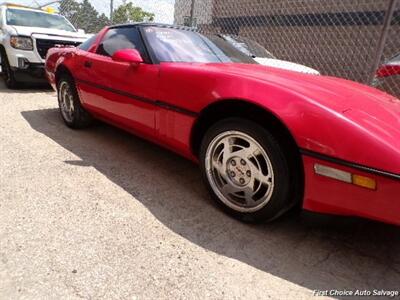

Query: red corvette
[[45, 23, 400, 225]]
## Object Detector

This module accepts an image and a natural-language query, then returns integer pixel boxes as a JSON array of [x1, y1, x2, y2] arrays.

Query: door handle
[[84, 61, 92, 68]]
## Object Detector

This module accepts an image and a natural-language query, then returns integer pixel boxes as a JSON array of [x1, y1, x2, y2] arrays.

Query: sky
[[1, 0, 176, 24]]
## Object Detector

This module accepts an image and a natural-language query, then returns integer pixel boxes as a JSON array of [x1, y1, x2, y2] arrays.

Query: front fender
[[208, 72, 400, 175]]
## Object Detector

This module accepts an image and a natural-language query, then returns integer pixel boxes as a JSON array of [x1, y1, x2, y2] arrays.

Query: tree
[[96, 13, 110, 32], [59, 0, 109, 33], [112, 2, 155, 25], [75, 0, 103, 33], [59, 0, 80, 24]]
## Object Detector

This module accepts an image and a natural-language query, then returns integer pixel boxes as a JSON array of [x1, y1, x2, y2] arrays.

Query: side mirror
[[112, 49, 143, 65], [77, 29, 85, 34]]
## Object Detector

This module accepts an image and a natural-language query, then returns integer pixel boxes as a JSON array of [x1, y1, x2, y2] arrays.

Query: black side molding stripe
[[154, 100, 198, 117], [76, 78, 199, 118], [300, 149, 400, 181]]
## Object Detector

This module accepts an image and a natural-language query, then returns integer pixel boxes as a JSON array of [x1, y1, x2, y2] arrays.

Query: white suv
[[0, 4, 90, 89]]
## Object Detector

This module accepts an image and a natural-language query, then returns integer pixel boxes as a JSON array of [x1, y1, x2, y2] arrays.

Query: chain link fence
[[12, 0, 399, 97], [175, 0, 400, 98]]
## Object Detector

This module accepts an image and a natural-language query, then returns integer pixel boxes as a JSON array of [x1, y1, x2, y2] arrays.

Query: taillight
[[376, 64, 400, 78]]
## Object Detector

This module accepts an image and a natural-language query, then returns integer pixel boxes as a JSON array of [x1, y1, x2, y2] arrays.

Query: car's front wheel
[[200, 118, 298, 223], [57, 75, 93, 129]]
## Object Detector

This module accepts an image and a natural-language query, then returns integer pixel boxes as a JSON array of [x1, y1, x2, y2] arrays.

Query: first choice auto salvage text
[[313, 289, 399, 298]]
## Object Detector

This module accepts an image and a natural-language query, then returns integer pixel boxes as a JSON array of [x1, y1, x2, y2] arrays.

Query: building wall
[[174, 0, 213, 26], [213, 0, 391, 16]]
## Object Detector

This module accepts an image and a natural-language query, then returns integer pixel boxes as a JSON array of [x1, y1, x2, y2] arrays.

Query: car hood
[[204, 63, 400, 173], [206, 63, 398, 112], [254, 57, 320, 75], [12, 25, 90, 40]]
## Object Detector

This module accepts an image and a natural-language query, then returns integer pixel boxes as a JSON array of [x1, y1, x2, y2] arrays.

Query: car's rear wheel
[[200, 118, 297, 223], [1, 49, 20, 89], [57, 75, 93, 128]]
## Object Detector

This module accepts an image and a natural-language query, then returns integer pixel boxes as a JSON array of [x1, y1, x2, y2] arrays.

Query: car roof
[[109, 22, 195, 32], [389, 53, 400, 61]]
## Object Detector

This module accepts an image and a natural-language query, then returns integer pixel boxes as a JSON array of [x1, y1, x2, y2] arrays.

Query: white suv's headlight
[[10, 36, 33, 51]]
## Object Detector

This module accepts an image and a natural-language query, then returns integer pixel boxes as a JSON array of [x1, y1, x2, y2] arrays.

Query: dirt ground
[[0, 82, 399, 299]]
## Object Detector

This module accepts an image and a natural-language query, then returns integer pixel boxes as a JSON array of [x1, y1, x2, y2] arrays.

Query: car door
[[78, 26, 159, 138], [141, 26, 217, 157]]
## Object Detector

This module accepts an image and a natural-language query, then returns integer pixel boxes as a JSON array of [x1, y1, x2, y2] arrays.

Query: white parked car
[[0, 3, 90, 88], [221, 35, 320, 75]]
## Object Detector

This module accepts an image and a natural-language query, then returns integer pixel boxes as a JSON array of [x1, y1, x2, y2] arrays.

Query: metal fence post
[[190, 0, 196, 26], [368, 0, 399, 83]]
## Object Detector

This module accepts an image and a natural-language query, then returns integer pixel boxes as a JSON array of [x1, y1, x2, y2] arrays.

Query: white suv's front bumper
[[4, 46, 46, 83], [6, 47, 44, 68], [5, 34, 86, 82]]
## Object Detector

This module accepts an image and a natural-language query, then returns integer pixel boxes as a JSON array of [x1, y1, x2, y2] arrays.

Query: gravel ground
[[0, 82, 399, 300]]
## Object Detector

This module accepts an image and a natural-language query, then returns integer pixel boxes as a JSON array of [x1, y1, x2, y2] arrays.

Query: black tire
[[57, 74, 93, 129], [200, 118, 300, 223], [1, 48, 20, 89]]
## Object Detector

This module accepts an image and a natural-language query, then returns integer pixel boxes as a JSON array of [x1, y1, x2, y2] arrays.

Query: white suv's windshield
[[6, 8, 76, 32]]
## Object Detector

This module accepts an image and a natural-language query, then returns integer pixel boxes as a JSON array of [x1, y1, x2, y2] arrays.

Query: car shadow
[[0, 75, 52, 94], [21, 108, 400, 297]]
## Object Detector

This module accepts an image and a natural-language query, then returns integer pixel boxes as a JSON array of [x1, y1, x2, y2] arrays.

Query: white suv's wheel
[[0, 49, 19, 89]]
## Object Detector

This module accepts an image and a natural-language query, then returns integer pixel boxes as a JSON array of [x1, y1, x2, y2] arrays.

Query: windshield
[[221, 35, 275, 59], [144, 26, 257, 64], [6, 8, 76, 32]]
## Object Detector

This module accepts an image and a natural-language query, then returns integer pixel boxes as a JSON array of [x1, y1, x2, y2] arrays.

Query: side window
[[78, 34, 98, 51], [96, 27, 147, 61]]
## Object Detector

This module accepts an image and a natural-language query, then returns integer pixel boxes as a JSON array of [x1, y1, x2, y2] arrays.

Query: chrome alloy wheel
[[59, 81, 75, 123], [205, 130, 275, 213]]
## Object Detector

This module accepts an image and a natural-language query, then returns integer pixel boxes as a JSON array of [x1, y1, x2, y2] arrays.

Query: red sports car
[[45, 24, 400, 226]]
